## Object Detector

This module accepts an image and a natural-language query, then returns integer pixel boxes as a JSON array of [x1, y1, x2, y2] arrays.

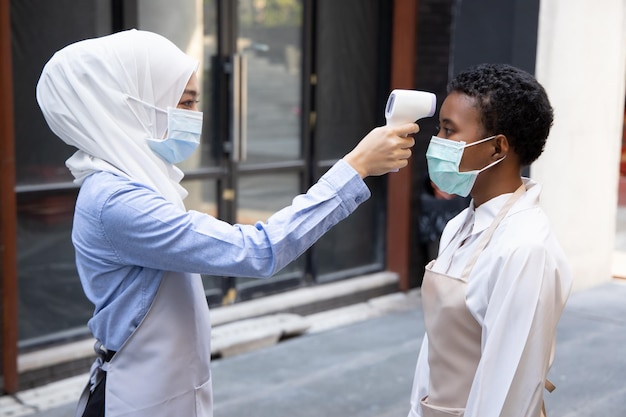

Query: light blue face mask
[[146, 106, 203, 164], [425, 135, 505, 197]]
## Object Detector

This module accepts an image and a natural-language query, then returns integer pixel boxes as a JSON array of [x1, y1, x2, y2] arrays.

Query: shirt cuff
[[320, 159, 371, 211]]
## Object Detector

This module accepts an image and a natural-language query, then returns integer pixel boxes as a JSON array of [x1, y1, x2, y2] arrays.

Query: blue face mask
[[147, 107, 203, 164], [425, 135, 505, 197]]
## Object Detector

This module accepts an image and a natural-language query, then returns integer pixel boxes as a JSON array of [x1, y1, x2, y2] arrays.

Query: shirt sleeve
[[464, 243, 569, 417], [98, 159, 370, 278]]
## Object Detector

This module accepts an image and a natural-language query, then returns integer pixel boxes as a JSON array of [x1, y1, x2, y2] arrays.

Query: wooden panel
[[387, 0, 418, 291], [0, 0, 19, 394]]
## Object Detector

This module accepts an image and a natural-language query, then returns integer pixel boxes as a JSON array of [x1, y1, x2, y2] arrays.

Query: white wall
[[534, 0, 626, 291]]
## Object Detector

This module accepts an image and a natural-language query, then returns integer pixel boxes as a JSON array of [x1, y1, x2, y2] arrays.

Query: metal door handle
[[232, 54, 247, 162]]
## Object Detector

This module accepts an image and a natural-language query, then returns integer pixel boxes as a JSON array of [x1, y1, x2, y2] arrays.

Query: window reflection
[[181, 178, 218, 217], [235, 172, 304, 294], [236, 172, 300, 224], [17, 191, 92, 346], [239, 0, 302, 164]]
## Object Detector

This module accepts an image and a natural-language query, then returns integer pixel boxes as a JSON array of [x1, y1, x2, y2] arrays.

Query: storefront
[[2, 0, 418, 392]]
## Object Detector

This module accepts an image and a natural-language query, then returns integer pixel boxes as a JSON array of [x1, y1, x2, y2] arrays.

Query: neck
[[471, 172, 523, 207]]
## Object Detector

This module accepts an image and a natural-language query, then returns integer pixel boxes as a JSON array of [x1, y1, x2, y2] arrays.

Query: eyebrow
[[182, 89, 200, 98]]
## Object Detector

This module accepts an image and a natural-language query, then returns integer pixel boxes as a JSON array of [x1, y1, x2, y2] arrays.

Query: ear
[[492, 134, 509, 159]]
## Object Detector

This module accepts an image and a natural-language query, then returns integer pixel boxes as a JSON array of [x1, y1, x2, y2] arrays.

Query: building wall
[[410, 0, 457, 286], [534, 0, 626, 291]]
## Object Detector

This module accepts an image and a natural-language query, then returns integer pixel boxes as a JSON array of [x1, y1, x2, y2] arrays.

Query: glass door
[[230, 0, 306, 302], [178, 0, 306, 305], [137, 0, 387, 306]]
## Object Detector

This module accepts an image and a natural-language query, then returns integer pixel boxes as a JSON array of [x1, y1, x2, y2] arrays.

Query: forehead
[[440, 91, 482, 128]]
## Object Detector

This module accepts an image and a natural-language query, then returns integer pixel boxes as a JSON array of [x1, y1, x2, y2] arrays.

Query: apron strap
[[540, 380, 556, 417], [461, 184, 526, 279], [74, 341, 111, 417]]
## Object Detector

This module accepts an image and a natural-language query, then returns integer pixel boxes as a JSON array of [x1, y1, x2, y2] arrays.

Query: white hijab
[[36, 29, 197, 209]]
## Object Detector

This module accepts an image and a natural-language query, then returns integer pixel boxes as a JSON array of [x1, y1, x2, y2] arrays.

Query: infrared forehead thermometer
[[385, 89, 436, 126]]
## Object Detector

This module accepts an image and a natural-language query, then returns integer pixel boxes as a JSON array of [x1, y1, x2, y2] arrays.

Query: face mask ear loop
[[125, 95, 169, 138], [463, 135, 497, 149], [123, 95, 155, 139], [477, 154, 507, 173], [125, 94, 167, 114]]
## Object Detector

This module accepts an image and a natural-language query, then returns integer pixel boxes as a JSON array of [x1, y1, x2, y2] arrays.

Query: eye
[[176, 100, 200, 110], [178, 99, 200, 109], [435, 125, 453, 137]]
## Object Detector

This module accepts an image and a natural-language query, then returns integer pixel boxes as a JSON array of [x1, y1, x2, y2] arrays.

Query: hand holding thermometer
[[384, 89, 436, 172], [385, 89, 436, 127]]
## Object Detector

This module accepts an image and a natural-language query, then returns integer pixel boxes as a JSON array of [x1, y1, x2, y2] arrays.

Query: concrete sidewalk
[[2, 279, 625, 417]]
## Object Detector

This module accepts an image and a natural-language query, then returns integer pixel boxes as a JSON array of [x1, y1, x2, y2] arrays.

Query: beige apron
[[419, 185, 551, 417], [76, 271, 213, 416]]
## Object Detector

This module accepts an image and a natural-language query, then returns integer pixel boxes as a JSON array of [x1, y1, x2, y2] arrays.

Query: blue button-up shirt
[[72, 159, 370, 350]]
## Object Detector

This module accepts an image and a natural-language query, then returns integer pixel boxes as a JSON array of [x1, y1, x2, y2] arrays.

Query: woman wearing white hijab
[[36, 29, 419, 417]]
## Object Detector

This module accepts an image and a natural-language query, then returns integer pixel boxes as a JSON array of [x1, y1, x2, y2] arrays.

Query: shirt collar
[[466, 178, 540, 235], [469, 194, 510, 235]]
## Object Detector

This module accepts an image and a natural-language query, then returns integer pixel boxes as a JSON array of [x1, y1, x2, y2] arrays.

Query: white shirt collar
[[466, 178, 541, 236]]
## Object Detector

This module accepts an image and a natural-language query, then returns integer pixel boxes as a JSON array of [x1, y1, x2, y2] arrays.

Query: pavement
[[1, 276, 626, 417]]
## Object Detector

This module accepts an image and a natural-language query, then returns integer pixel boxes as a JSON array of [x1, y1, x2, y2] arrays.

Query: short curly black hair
[[448, 63, 553, 166]]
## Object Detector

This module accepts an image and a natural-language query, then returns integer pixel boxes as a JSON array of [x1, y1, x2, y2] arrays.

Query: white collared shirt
[[409, 178, 573, 417]]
